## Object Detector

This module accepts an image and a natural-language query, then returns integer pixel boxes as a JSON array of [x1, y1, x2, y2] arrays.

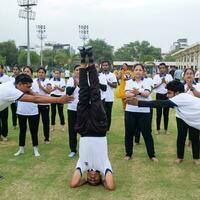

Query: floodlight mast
[[37, 25, 47, 66], [18, 0, 38, 66], [79, 25, 89, 46]]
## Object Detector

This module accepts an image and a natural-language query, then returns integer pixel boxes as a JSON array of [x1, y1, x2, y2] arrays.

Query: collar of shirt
[[38, 78, 45, 82], [159, 73, 166, 78], [132, 77, 144, 81], [0, 73, 4, 77], [102, 71, 109, 74], [53, 78, 61, 81]]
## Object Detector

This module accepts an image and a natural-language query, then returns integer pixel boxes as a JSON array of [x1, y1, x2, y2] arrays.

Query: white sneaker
[[2, 136, 8, 141], [14, 147, 24, 156], [50, 126, 55, 132], [68, 152, 76, 158], [33, 147, 40, 157]]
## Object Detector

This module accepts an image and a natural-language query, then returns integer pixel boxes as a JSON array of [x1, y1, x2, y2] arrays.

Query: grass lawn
[[0, 99, 200, 200]]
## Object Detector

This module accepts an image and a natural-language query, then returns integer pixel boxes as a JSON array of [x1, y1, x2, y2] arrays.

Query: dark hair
[[23, 66, 33, 74], [13, 64, 20, 71], [183, 68, 195, 76], [133, 63, 145, 71], [101, 61, 110, 66], [123, 63, 129, 67], [37, 67, 46, 74], [74, 64, 80, 70], [0, 64, 4, 69], [159, 63, 167, 68], [15, 74, 33, 85], [53, 69, 61, 73], [166, 80, 184, 93]]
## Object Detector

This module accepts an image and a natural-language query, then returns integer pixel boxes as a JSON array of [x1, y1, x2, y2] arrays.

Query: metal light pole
[[79, 25, 89, 46], [18, 0, 38, 66], [37, 25, 47, 66]]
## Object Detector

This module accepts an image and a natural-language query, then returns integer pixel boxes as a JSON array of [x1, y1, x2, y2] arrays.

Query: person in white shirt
[[66, 65, 80, 157], [153, 63, 173, 134], [10, 65, 21, 129], [0, 64, 11, 141], [15, 66, 41, 157], [70, 48, 115, 190], [126, 80, 200, 166], [124, 64, 157, 162], [35, 67, 52, 144], [49, 69, 66, 131], [100, 61, 117, 131], [135, 66, 154, 145], [194, 68, 199, 83]]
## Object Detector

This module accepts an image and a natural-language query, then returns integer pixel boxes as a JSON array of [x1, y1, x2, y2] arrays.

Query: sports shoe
[[50, 125, 55, 132], [14, 147, 24, 156], [68, 152, 76, 158], [33, 147, 40, 157], [1, 136, 8, 141]]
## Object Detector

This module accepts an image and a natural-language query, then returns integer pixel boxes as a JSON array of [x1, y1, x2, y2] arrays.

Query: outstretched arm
[[126, 97, 177, 108], [70, 169, 87, 188], [19, 94, 74, 104], [102, 171, 115, 190]]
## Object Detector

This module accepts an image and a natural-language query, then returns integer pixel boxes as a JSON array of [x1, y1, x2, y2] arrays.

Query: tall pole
[[37, 25, 47, 67], [18, 0, 37, 66], [27, 5, 30, 66]]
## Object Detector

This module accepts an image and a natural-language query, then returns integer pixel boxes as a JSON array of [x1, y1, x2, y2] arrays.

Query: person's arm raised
[[19, 94, 74, 104]]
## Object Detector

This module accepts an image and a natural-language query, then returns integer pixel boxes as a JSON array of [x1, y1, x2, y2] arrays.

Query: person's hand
[[126, 92, 135, 98], [126, 97, 139, 106], [58, 95, 74, 104], [187, 79, 193, 89], [74, 78, 79, 87], [131, 88, 140, 95], [162, 78, 166, 84], [37, 80, 43, 89]]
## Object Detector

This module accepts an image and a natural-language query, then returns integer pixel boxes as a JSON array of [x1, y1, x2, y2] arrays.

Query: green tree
[[0, 55, 6, 65], [86, 39, 114, 63], [18, 49, 40, 67], [114, 41, 161, 62], [0, 40, 18, 66]]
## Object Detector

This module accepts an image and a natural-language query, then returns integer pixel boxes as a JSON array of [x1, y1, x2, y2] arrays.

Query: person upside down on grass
[[70, 46, 115, 190]]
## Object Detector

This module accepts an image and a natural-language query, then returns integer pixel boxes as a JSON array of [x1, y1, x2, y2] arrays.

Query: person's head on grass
[[166, 80, 184, 98], [15, 74, 33, 93], [86, 170, 102, 186]]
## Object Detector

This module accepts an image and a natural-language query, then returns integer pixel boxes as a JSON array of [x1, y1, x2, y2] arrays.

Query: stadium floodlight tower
[[18, 0, 38, 66], [36, 25, 47, 66], [79, 25, 89, 46]]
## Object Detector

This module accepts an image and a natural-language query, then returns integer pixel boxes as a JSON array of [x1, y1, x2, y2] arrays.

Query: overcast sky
[[0, 0, 200, 53]]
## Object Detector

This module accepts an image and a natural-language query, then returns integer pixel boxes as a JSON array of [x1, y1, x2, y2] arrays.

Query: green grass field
[[0, 100, 200, 200]]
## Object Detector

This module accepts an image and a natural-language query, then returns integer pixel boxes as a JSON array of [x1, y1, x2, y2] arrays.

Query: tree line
[[0, 39, 176, 70]]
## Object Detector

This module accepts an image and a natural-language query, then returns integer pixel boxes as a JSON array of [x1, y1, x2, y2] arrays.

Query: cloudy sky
[[0, 0, 200, 53]]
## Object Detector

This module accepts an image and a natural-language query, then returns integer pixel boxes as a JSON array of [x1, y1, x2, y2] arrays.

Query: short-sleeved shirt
[[0, 74, 10, 84], [125, 78, 151, 113], [34, 78, 51, 105], [17, 81, 39, 116], [76, 137, 112, 176], [0, 81, 24, 111], [170, 93, 200, 130], [153, 74, 173, 94], [100, 72, 117, 102], [66, 77, 79, 111], [50, 78, 66, 96], [98, 73, 107, 100]]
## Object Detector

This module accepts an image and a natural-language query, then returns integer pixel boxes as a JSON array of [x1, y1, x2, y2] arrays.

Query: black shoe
[[78, 46, 86, 59]]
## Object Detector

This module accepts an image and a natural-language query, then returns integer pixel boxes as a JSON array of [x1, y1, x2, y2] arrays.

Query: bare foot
[[124, 156, 131, 160], [150, 157, 159, 162], [175, 158, 183, 164], [194, 159, 200, 166]]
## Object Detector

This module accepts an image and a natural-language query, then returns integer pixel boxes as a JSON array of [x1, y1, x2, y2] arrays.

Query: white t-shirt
[[195, 71, 200, 79], [125, 79, 151, 113], [153, 74, 173, 94], [17, 81, 39, 116], [66, 77, 79, 111], [9, 76, 16, 83], [170, 93, 200, 130], [76, 137, 112, 176], [65, 70, 70, 78], [144, 77, 153, 100], [184, 83, 200, 96], [100, 72, 117, 102], [0, 74, 10, 84], [98, 73, 107, 100], [0, 82, 24, 111], [50, 78, 66, 96], [34, 78, 51, 105]]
